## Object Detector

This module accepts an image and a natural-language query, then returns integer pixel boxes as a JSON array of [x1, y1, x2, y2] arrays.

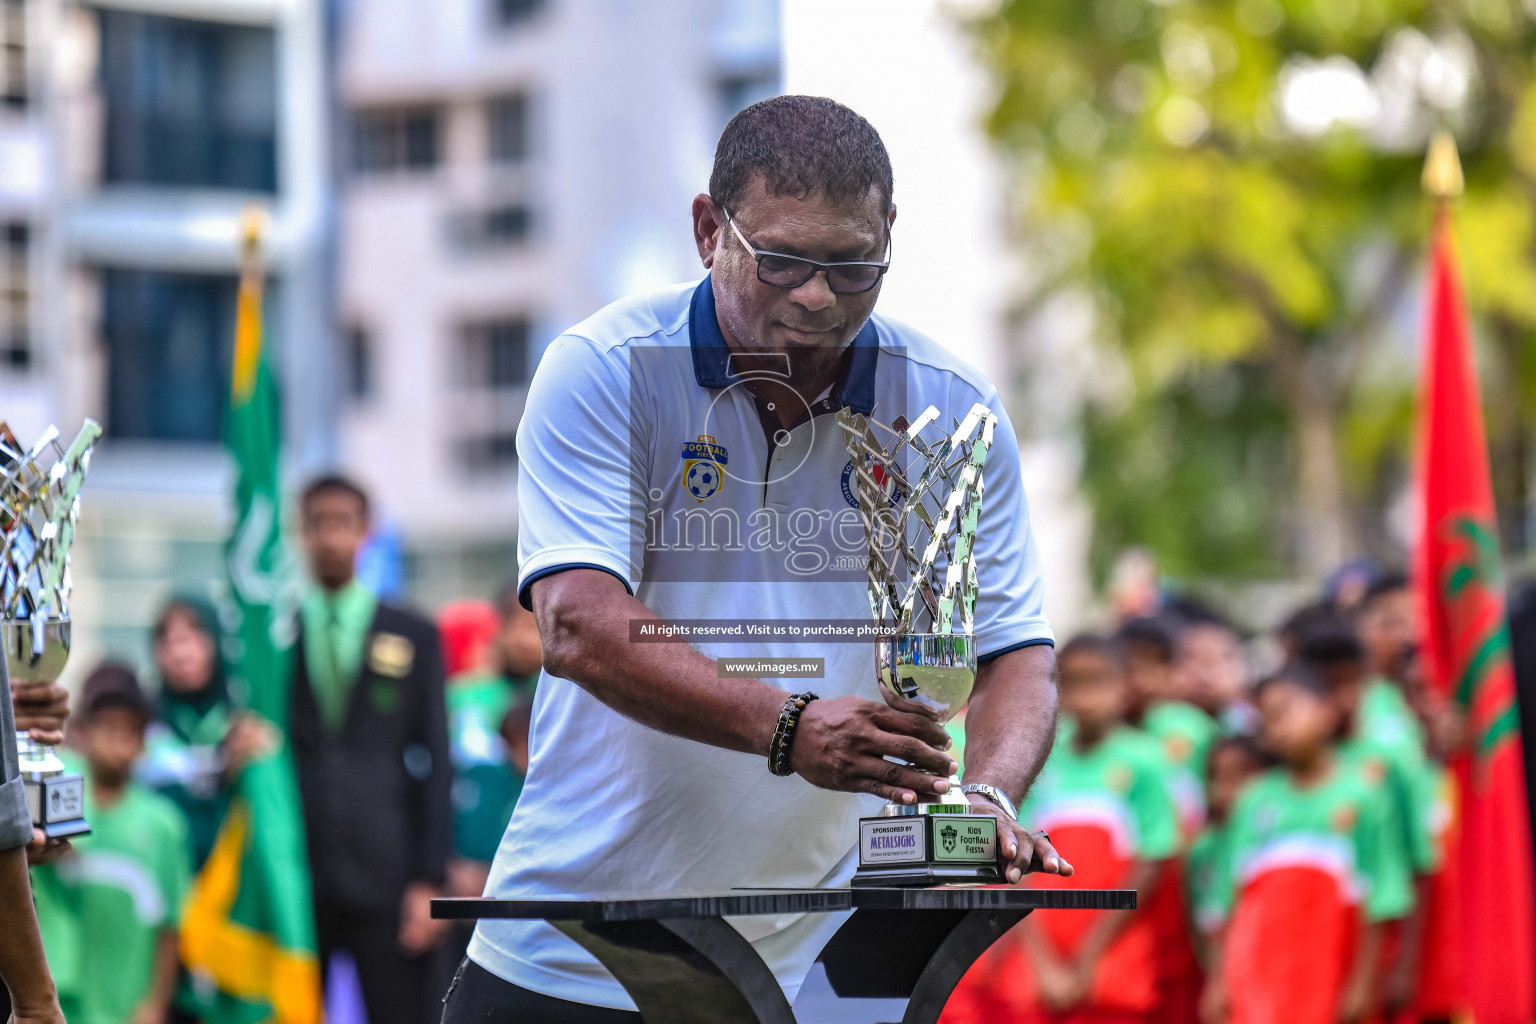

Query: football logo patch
[[681, 434, 728, 502]]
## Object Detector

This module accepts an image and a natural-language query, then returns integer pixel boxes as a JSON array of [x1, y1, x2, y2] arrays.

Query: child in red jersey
[[1202, 663, 1412, 1024], [944, 634, 1177, 1024]]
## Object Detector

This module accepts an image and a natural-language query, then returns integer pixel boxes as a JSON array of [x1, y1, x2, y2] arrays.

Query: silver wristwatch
[[961, 783, 1018, 822]]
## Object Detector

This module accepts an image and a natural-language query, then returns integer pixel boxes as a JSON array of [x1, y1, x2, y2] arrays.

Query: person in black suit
[[290, 475, 451, 1024]]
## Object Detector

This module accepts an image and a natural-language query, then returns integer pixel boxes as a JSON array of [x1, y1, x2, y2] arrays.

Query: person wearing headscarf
[[137, 597, 273, 870]]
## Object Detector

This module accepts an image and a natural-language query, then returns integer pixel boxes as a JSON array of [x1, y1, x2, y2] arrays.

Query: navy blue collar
[[687, 276, 878, 415]]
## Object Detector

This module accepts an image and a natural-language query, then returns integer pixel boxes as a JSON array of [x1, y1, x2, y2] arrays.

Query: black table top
[[432, 887, 1136, 921]]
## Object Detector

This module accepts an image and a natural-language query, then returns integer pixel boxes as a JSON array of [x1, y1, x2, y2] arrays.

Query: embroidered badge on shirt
[[368, 633, 415, 678], [841, 458, 905, 509], [681, 434, 728, 502]]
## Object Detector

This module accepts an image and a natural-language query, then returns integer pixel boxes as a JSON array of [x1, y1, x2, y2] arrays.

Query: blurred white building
[[7, 0, 330, 673], [13, 0, 780, 674], [335, 0, 779, 607]]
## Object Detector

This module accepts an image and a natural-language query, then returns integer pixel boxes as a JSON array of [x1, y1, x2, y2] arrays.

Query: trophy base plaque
[[852, 808, 1001, 888], [23, 771, 90, 839]]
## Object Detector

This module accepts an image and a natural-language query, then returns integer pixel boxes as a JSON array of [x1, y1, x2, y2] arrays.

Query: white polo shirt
[[469, 276, 1054, 1010]]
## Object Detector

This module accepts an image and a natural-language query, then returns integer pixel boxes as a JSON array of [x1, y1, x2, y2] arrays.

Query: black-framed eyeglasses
[[720, 205, 891, 295]]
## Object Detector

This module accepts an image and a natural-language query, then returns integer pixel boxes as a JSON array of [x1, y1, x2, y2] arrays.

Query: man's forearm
[[535, 570, 789, 757], [960, 644, 1058, 804], [0, 845, 57, 1014]]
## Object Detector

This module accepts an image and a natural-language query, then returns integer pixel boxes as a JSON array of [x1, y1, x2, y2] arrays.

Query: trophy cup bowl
[[876, 632, 976, 723], [2, 617, 71, 683]]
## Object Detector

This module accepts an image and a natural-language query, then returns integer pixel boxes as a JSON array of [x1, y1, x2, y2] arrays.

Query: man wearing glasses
[[444, 95, 1068, 1023]]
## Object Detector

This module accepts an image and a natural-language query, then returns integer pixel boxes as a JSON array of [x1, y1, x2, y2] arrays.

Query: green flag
[[180, 209, 321, 1024]]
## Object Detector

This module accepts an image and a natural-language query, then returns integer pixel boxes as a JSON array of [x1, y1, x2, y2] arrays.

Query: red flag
[[1413, 208, 1536, 1024]]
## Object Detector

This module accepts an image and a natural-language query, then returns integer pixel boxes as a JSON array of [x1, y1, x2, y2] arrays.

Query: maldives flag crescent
[[1413, 151, 1536, 1024]]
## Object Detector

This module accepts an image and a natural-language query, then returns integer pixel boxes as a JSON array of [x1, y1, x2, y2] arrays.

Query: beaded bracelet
[[767, 691, 819, 776]]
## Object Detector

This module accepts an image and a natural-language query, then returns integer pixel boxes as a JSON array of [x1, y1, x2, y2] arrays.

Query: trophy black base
[[24, 773, 91, 840], [851, 862, 1004, 887], [852, 812, 1001, 888]]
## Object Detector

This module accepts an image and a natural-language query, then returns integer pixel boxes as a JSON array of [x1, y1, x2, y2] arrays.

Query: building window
[[448, 204, 533, 252], [487, 94, 529, 164], [456, 317, 529, 472], [99, 11, 278, 192], [101, 269, 240, 442], [346, 325, 372, 400], [491, 0, 544, 30], [1, 223, 29, 370], [351, 107, 441, 174], [2, 0, 26, 109], [461, 317, 528, 389]]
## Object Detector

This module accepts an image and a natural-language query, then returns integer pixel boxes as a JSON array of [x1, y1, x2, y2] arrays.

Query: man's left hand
[[398, 881, 444, 956], [966, 794, 1073, 884], [13, 682, 69, 746]]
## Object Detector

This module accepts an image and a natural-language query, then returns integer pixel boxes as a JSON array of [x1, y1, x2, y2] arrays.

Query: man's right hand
[[788, 695, 956, 805], [12, 682, 69, 746]]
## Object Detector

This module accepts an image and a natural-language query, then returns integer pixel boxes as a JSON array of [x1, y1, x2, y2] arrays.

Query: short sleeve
[[515, 334, 651, 609], [1129, 753, 1179, 862], [1357, 788, 1413, 922], [968, 394, 1054, 658]]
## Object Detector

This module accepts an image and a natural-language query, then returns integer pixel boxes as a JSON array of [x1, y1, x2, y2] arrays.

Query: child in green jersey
[[1296, 613, 1433, 1022], [1184, 735, 1265, 968], [33, 665, 190, 1024], [1203, 663, 1411, 1024]]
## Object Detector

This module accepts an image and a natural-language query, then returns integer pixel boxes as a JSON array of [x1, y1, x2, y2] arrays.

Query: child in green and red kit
[[1202, 663, 1412, 1024], [1297, 613, 1434, 1023], [944, 634, 1177, 1024], [32, 664, 191, 1024], [1120, 616, 1215, 1024], [1184, 736, 1266, 970]]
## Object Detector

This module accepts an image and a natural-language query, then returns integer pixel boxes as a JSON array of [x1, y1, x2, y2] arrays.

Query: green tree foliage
[[971, 0, 1536, 584]]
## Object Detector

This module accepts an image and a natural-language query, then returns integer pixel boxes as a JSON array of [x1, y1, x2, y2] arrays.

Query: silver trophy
[[1, 420, 100, 839], [839, 403, 1000, 886]]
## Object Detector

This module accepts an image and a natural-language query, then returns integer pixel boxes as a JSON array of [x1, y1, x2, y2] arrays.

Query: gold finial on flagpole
[[1422, 130, 1464, 199]]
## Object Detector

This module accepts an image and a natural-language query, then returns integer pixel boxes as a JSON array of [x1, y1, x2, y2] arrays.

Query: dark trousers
[[440, 957, 642, 1024], [316, 900, 438, 1024]]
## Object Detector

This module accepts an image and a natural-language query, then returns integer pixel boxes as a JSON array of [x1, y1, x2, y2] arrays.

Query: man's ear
[[692, 194, 723, 269], [887, 202, 898, 232]]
